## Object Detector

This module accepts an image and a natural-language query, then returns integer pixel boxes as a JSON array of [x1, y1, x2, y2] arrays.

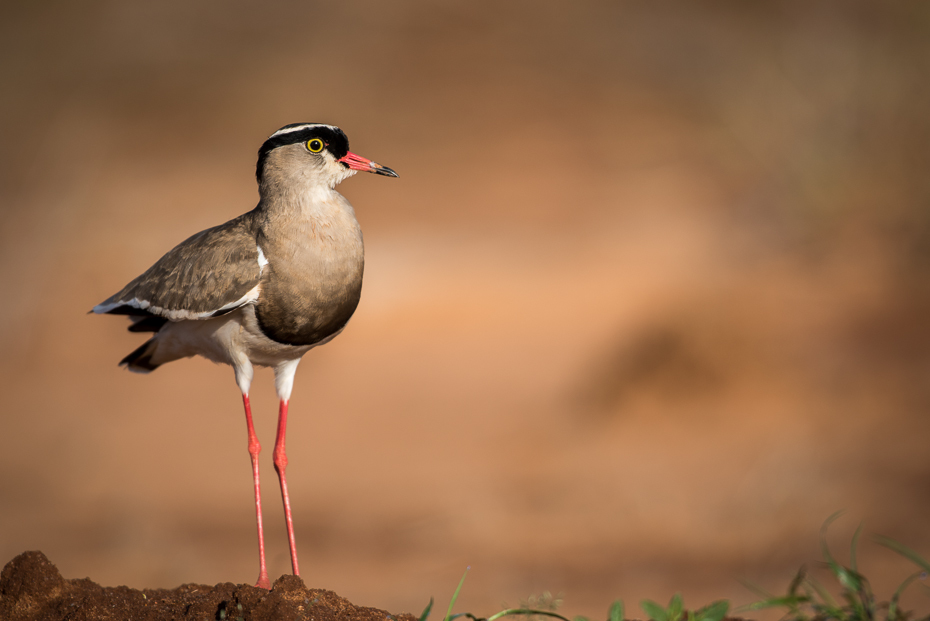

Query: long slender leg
[[273, 398, 300, 575], [243, 393, 271, 589]]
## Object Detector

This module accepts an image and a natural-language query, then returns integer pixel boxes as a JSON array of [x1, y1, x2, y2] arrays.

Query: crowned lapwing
[[93, 123, 397, 589]]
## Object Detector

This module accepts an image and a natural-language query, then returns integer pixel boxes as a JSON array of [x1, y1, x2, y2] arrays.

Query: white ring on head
[[268, 123, 339, 139]]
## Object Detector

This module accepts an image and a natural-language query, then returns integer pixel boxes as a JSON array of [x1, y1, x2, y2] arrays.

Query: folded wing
[[93, 215, 265, 324]]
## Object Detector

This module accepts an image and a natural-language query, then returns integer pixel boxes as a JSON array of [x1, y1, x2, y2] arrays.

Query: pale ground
[[1, 3, 929, 620]]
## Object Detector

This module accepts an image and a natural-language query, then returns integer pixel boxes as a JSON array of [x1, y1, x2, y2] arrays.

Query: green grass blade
[[889, 571, 925, 621], [419, 598, 434, 621], [444, 568, 469, 621], [641, 599, 668, 621], [667, 594, 683, 621], [820, 511, 845, 566], [609, 600, 624, 621], [875, 535, 930, 573], [850, 522, 864, 572], [743, 595, 810, 611], [486, 609, 573, 621], [835, 564, 863, 593], [819, 511, 865, 595], [700, 601, 729, 621], [737, 578, 772, 601], [807, 576, 840, 610], [839, 584, 867, 621], [819, 511, 862, 601], [789, 569, 807, 598]]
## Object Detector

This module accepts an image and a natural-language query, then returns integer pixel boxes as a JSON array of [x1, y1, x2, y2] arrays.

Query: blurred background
[[2, 1, 929, 619]]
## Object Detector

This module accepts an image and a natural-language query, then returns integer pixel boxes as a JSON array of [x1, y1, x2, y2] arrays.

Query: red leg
[[273, 398, 300, 576], [243, 393, 271, 589]]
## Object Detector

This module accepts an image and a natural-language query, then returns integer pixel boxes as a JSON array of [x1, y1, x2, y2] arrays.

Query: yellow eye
[[307, 138, 325, 153]]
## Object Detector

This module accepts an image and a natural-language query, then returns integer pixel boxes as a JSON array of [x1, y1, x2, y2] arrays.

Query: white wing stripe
[[92, 298, 150, 314], [92, 283, 261, 321]]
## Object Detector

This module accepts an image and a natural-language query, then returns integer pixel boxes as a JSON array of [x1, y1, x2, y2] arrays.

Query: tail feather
[[120, 338, 161, 373]]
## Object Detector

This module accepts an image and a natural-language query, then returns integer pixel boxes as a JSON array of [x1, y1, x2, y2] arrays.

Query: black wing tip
[[128, 316, 169, 333], [99, 305, 151, 316]]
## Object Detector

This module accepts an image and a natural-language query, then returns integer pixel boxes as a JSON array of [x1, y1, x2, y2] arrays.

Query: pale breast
[[253, 196, 365, 346]]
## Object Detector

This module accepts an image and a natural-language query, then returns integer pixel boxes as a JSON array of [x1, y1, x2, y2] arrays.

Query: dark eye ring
[[307, 139, 325, 153]]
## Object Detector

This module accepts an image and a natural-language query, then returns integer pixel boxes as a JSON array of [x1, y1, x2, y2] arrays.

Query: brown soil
[[0, 551, 419, 621]]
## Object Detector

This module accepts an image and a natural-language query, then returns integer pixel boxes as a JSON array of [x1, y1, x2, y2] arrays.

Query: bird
[[93, 123, 397, 589]]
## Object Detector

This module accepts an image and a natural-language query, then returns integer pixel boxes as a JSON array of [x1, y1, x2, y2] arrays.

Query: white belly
[[146, 305, 344, 397]]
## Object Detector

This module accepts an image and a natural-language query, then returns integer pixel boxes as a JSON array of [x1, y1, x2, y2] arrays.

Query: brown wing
[[94, 213, 264, 321]]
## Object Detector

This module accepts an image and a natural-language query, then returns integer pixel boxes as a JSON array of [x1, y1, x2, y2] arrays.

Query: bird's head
[[256, 123, 398, 194]]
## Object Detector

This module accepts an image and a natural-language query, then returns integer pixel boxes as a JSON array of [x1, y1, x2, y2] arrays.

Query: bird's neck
[[255, 181, 362, 258], [258, 177, 356, 223]]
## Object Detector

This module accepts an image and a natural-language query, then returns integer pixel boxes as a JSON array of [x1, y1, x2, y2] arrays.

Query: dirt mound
[[0, 551, 419, 621]]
